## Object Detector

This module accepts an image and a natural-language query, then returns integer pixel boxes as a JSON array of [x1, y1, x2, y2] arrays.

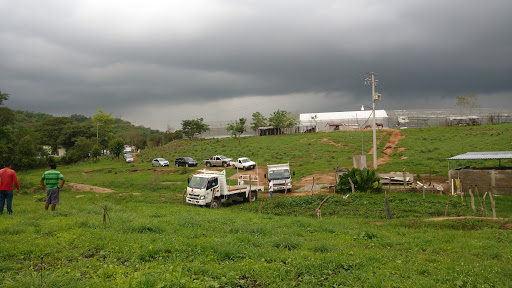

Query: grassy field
[[1, 124, 512, 287]]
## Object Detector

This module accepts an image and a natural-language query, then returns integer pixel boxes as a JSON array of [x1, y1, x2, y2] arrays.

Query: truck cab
[[267, 163, 293, 193]]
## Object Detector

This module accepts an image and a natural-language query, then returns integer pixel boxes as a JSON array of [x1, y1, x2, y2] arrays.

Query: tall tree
[[92, 108, 115, 150], [251, 112, 267, 132], [226, 118, 247, 144], [36, 117, 74, 154], [109, 138, 125, 161], [181, 118, 210, 138], [456, 93, 479, 115]]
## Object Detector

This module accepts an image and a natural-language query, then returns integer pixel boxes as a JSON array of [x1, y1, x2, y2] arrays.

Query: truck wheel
[[223, 162, 229, 167], [250, 191, 258, 202], [232, 164, 236, 169], [211, 199, 222, 209], [175, 163, 179, 167], [185, 163, 189, 167], [243, 166, 247, 170], [206, 162, 211, 167]]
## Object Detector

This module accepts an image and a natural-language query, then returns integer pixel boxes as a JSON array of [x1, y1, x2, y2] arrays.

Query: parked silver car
[[152, 158, 169, 167]]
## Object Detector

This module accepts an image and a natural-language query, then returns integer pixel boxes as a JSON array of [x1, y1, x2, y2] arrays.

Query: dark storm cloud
[[0, 0, 511, 129]]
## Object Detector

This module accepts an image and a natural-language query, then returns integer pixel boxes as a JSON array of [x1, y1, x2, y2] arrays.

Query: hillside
[[138, 124, 512, 180]]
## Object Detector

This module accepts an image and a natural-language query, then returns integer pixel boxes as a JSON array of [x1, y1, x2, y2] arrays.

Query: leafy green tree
[[336, 168, 382, 194], [0, 91, 9, 105], [70, 137, 94, 160], [92, 145, 101, 162], [456, 93, 479, 115], [181, 118, 210, 138], [227, 118, 247, 145], [69, 114, 90, 123], [92, 108, 115, 150], [36, 117, 74, 154], [268, 110, 299, 134], [59, 122, 95, 150], [109, 138, 125, 161], [251, 112, 267, 132]]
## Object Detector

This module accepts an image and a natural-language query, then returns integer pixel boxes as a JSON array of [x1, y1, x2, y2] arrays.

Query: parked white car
[[152, 158, 169, 167], [230, 157, 256, 170], [125, 155, 134, 163]]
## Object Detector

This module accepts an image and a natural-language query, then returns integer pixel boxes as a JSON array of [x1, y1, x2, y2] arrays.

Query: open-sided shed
[[447, 151, 512, 195]]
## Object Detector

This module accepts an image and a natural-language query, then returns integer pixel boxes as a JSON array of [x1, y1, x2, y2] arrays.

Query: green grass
[[1, 124, 512, 287], [138, 123, 512, 177]]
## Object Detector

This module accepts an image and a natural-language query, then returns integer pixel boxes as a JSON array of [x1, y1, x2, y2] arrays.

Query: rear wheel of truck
[[206, 162, 211, 167], [211, 199, 222, 209], [249, 191, 257, 202], [223, 162, 229, 167]]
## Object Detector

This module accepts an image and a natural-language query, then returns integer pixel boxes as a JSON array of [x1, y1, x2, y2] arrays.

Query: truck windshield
[[188, 177, 208, 189], [268, 169, 290, 180], [241, 158, 251, 163]]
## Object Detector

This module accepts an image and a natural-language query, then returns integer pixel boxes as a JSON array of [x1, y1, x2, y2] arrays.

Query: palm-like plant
[[336, 168, 382, 194]]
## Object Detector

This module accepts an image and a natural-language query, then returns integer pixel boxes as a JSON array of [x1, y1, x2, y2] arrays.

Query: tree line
[[0, 92, 174, 170]]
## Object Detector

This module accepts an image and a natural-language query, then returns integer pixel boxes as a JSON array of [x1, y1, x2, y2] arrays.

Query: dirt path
[[366, 130, 405, 165], [67, 182, 115, 193]]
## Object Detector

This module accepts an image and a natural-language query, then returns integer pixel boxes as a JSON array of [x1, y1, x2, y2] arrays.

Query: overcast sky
[[1, 0, 511, 130]]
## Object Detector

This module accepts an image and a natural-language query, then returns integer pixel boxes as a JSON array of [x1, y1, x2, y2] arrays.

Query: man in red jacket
[[0, 162, 20, 215]]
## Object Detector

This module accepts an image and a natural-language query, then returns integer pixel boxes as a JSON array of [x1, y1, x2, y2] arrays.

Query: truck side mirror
[[187, 177, 190, 184], [264, 174, 267, 179]]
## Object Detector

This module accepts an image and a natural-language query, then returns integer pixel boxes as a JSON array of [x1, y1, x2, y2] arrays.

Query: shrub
[[336, 168, 382, 194]]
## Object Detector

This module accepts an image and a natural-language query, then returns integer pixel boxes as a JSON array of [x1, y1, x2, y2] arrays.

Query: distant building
[[300, 110, 389, 131]]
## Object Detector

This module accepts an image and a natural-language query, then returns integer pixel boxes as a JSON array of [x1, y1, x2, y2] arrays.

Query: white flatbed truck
[[186, 170, 263, 208], [266, 163, 293, 193]]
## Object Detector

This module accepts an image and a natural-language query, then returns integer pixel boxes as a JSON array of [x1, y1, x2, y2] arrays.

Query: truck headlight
[[200, 196, 205, 200]]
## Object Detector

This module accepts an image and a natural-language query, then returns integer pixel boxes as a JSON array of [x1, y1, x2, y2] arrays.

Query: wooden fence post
[[468, 186, 476, 213], [316, 195, 331, 219], [489, 190, 496, 219], [348, 177, 355, 194], [444, 193, 451, 217], [482, 192, 488, 217], [475, 185, 484, 217], [403, 168, 407, 192], [311, 177, 315, 196]]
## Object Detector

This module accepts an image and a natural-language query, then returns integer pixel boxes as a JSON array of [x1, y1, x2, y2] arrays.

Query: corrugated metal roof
[[300, 110, 388, 122], [447, 151, 512, 160]]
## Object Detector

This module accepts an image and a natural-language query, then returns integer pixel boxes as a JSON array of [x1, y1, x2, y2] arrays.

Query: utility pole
[[365, 72, 381, 170]]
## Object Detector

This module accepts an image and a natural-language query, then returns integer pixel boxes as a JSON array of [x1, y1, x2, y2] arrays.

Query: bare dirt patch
[[300, 138, 308, 142], [67, 182, 115, 193], [119, 193, 141, 196], [295, 173, 336, 186], [314, 137, 349, 148], [367, 130, 406, 165], [126, 169, 141, 173], [367, 132, 390, 155], [501, 223, 512, 230], [152, 169, 175, 175], [82, 171, 94, 175]]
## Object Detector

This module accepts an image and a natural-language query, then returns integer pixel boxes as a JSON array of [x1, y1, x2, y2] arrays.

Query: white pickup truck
[[186, 170, 263, 208], [230, 157, 256, 170], [266, 163, 293, 193]]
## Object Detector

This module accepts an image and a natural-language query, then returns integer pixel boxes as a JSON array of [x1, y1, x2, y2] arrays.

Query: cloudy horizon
[[1, 0, 511, 131]]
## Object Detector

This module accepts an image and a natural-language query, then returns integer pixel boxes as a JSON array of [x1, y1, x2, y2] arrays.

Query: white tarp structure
[[300, 110, 388, 131]]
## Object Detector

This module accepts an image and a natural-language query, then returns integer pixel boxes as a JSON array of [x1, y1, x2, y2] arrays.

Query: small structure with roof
[[447, 151, 512, 195], [300, 110, 388, 132]]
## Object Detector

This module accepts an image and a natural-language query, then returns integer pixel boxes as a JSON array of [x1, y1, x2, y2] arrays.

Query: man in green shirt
[[41, 163, 65, 211]]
